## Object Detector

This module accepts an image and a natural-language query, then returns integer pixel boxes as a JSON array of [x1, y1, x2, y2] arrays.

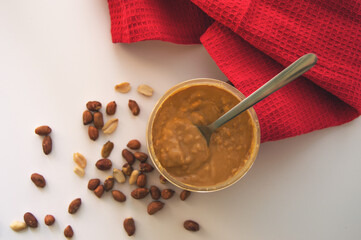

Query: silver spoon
[[197, 53, 318, 144]]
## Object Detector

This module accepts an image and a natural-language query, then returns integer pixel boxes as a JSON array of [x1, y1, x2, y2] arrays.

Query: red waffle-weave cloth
[[107, 0, 361, 142]]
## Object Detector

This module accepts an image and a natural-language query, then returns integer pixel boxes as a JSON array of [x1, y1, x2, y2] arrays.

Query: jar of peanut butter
[[147, 79, 260, 192]]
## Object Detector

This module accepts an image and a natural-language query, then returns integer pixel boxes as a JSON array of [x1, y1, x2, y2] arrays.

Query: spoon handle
[[209, 53, 318, 131]]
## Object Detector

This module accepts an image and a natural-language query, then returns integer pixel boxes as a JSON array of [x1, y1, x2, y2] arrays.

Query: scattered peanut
[[131, 188, 149, 199], [35, 125, 52, 136], [101, 141, 114, 158], [137, 84, 154, 97], [112, 190, 126, 202], [122, 149, 135, 165], [44, 215, 55, 226], [88, 126, 99, 141], [68, 198, 82, 214], [93, 112, 104, 129], [122, 163, 133, 176], [94, 185, 104, 198], [128, 99, 140, 116], [73, 152, 87, 169], [88, 178, 100, 190], [96, 159, 112, 170], [82, 110, 93, 125], [86, 101, 101, 111], [106, 101, 117, 115], [64, 225, 74, 238], [31, 173, 46, 188], [184, 220, 200, 232], [104, 176, 114, 191], [129, 170, 139, 185], [24, 212, 38, 228], [140, 163, 154, 173], [123, 218, 135, 236], [10, 221, 27, 232], [150, 185, 161, 200], [42, 135, 52, 155], [73, 165, 85, 177], [161, 189, 175, 200], [127, 139, 141, 150], [115, 82, 131, 93], [147, 201, 164, 215], [113, 168, 125, 183], [102, 118, 118, 134], [136, 173, 147, 187], [134, 152, 148, 163]]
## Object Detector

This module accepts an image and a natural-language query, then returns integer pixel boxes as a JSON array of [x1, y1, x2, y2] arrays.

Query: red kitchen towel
[[107, 0, 361, 142]]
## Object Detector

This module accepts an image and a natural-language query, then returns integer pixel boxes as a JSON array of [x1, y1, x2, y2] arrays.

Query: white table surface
[[1, 1, 361, 240]]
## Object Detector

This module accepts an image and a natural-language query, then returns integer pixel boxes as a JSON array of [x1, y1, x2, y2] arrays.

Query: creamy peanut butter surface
[[152, 85, 256, 187]]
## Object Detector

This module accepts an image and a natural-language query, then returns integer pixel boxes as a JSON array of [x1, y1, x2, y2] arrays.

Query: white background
[[1, 1, 361, 239]]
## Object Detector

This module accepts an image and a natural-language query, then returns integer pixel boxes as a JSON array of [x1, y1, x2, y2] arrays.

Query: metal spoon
[[197, 53, 318, 144]]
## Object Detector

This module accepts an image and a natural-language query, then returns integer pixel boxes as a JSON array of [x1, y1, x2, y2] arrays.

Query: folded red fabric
[[107, 0, 361, 142]]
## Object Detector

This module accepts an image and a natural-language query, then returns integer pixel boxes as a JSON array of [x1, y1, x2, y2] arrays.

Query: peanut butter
[[152, 84, 257, 187]]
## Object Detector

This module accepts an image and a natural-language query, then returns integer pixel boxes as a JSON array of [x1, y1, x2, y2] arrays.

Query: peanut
[[113, 168, 125, 183], [73, 152, 87, 169], [137, 84, 154, 97], [88, 126, 99, 141], [129, 170, 139, 185], [88, 178, 100, 190], [127, 139, 141, 150], [64, 225, 74, 238], [73, 165, 85, 177], [147, 201, 164, 215], [82, 110, 93, 125], [35, 125, 52, 136], [42, 135, 52, 155], [115, 82, 131, 93], [101, 141, 114, 158], [44, 215, 55, 226], [23, 212, 38, 228], [93, 112, 104, 129], [102, 118, 118, 134], [123, 218, 135, 236], [184, 220, 200, 232], [10, 221, 27, 232], [68, 198, 82, 214], [106, 101, 117, 115], [128, 99, 140, 116], [31, 173, 46, 188], [86, 101, 101, 111]]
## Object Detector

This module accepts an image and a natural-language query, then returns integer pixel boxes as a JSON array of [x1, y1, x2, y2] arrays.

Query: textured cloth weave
[[107, 0, 361, 142]]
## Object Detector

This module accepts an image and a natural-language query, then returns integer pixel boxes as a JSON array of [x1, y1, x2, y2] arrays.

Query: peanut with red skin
[[42, 136, 52, 155], [127, 139, 141, 150], [44, 215, 55, 226], [31, 173, 46, 188], [24, 212, 38, 228], [128, 100, 140, 116], [106, 101, 117, 115], [184, 220, 200, 232], [86, 101, 101, 111], [147, 201, 164, 215], [64, 225, 74, 238], [123, 218, 135, 236], [35, 125, 52, 136], [88, 178, 100, 190], [82, 111, 93, 125]]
